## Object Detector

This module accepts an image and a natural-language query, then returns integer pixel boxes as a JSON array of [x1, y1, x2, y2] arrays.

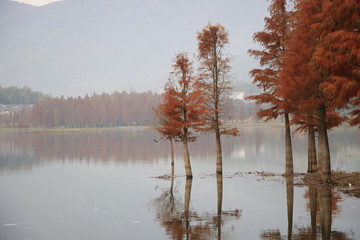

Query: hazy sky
[[0, 0, 270, 97]]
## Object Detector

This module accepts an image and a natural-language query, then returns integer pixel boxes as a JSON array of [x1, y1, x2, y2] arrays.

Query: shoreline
[[0, 125, 153, 133], [1, 122, 357, 133]]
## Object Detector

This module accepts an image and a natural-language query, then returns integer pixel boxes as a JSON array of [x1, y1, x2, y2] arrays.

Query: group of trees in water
[[247, 0, 359, 184], [0, 0, 358, 184], [155, 23, 239, 179], [155, 0, 359, 184]]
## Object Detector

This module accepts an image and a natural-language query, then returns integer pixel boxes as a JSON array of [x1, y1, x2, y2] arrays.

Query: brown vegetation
[[297, 171, 360, 198], [196, 171, 360, 198]]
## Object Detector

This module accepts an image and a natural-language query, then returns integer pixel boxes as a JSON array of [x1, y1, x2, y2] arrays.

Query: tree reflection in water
[[150, 174, 241, 240], [261, 181, 353, 240]]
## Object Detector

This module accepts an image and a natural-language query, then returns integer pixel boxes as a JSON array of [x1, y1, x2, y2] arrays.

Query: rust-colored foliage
[[311, 0, 360, 127], [197, 23, 239, 174], [247, 0, 290, 119], [279, 0, 346, 132], [197, 23, 239, 136], [154, 103, 181, 141], [158, 52, 207, 143], [155, 52, 208, 177], [276, 0, 359, 183], [247, 0, 294, 175]]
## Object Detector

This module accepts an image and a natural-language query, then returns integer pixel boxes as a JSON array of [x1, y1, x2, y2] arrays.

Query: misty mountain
[[0, 0, 267, 97]]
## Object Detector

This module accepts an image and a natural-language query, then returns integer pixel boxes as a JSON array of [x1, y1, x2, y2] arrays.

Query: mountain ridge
[[0, 0, 267, 97]]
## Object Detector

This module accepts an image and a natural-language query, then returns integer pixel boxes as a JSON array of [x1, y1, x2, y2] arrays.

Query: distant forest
[[0, 86, 259, 128], [0, 86, 47, 105]]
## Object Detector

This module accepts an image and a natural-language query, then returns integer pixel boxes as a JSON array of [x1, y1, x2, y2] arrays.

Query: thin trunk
[[317, 104, 331, 184], [181, 74, 192, 179], [184, 178, 193, 239], [215, 125, 222, 174], [286, 177, 294, 240], [170, 138, 175, 206], [284, 112, 293, 175], [217, 174, 223, 240], [319, 186, 332, 240], [308, 125, 317, 173], [170, 138, 175, 177], [183, 137, 192, 179], [213, 41, 223, 175], [214, 92, 222, 174], [170, 164, 175, 215]]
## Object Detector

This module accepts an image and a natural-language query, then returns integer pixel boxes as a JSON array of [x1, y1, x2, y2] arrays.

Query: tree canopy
[[0, 86, 47, 104]]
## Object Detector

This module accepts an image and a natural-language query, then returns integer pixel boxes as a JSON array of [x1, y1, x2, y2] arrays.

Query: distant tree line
[[1, 91, 161, 128], [0, 86, 47, 105], [0, 87, 259, 128]]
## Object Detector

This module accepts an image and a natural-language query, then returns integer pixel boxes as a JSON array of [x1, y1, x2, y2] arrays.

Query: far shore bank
[[0, 125, 152, 133], [3, 121, 357, 133]]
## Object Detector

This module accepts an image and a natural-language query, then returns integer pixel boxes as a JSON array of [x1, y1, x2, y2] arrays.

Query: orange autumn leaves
[[247, 0, 359, 182], [155, 53, 206, 144], [155, 24, 238, 177], [249, 0, 359, 128]]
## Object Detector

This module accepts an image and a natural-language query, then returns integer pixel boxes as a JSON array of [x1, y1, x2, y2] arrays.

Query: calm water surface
[[0, 126, 359, 240]]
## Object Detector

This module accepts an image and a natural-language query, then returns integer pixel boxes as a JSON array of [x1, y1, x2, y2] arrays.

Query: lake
[[0, 126, 359, 240]]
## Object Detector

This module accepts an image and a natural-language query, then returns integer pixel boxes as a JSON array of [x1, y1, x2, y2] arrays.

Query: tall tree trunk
[[215, 126, 223, 175], [169, 139, 176, 212], [284, 112, 293, 175], [317, 104, 331, 183], [286, 177, 294, 240], [184, 178, 193, 239], [183, 138, 192, 179], [308, 125, 317, 173], [214, 89, 223, 174], [217, 174, 223, 240], [319, 186, 332, 240]]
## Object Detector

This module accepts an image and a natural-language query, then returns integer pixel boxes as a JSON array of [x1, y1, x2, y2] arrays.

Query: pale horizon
[[11, 0, 62, 7]]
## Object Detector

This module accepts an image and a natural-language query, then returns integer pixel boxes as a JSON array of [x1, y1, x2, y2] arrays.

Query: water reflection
[[0, 131, 169, 171], [261, 183, 353, 240], [216, 174, 223, 240], [286, 177, 294, 239], [150, 174, 241, 239], [0, 127, 358, 239], [1, 126, 358, 173]]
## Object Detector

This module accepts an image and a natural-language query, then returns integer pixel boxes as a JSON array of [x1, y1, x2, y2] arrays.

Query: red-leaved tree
[[247, 0, 294, 175], [156, 53, 207, 178], [311, 0, 360, 127], [279, 0, 355, 183], [197, 23, 239, 175]]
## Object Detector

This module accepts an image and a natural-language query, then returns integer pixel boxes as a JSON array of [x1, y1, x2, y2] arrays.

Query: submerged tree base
[[295, 171, 360, 198], [297, 171, 359, 186], [152, 171, 360, 198]]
